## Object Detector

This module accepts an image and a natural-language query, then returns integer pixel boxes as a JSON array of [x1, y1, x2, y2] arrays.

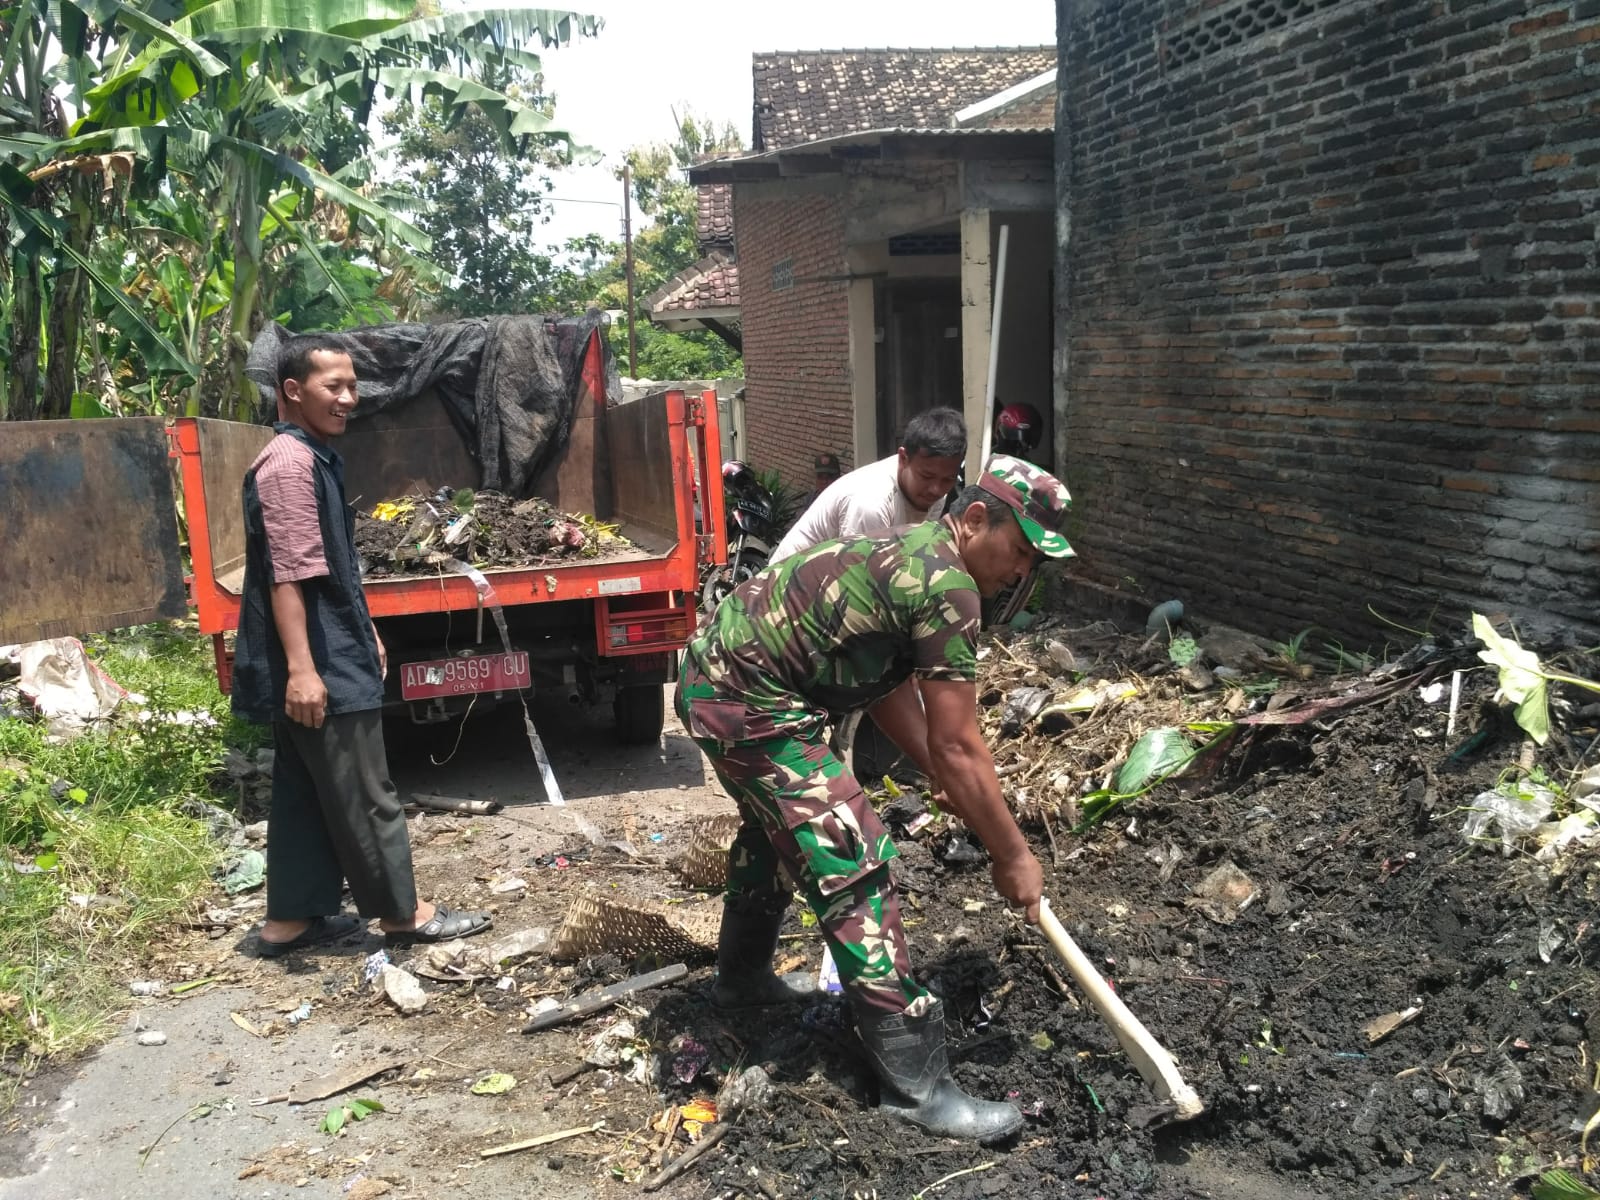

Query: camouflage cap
[[976, 454, 1075, 559]]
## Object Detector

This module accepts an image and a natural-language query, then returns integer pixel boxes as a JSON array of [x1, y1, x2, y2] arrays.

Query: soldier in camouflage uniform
[[676, 455, 1075, 1145]]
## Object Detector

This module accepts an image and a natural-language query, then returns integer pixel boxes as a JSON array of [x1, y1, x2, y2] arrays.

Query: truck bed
[[180, 338, 711, 634]]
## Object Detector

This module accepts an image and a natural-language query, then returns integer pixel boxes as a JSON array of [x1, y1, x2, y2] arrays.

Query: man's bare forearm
[[866, 680, 936, 779], [929, 736, 1029, 860]]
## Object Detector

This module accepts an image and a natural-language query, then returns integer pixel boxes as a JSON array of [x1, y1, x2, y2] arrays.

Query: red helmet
[[995, 403, 1043, 452]]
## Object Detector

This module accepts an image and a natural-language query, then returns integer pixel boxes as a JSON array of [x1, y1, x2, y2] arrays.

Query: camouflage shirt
[[680, 521, 981, 742]]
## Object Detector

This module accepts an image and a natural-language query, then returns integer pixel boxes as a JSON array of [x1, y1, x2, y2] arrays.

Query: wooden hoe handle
[[1038, 897, 1204, 1120]]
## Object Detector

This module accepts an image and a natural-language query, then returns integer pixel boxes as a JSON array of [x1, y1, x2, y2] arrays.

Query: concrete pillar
[[959, 204, 993, 470], [847, 275, 877, 467]]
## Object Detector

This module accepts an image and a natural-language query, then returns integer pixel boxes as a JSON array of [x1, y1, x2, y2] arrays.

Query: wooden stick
[[479, 1120, 604, 1159], [522, 963, 688, 1033], [642, 1123, 730, 1192], [1037, 898, 1203, 1119], [409, 793, 502, 816], [654, 1106, 683, 1168], [549, 1060, 599, 1087]]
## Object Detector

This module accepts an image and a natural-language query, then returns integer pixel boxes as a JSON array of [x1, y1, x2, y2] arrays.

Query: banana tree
[[73, 0, 600, 417], [1, 0, 598, 419]]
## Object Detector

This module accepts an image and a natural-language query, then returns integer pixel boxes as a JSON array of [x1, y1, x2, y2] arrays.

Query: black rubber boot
[[711, 894, 815, 1008], [856, 998, 1024, 1144]]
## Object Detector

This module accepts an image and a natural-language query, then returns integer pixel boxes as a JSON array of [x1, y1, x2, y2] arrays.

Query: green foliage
[[752, 467, 805, 535], [1167, 635, 1200, 666], [0, 3, 599, 419], [1075, 723, 1238, 829], [320, 1096, 384, 1135], [587, 111, 745, 380], [383, 69, 575, 318], [0, 624, 241, 1071], [1532, 1170, 1600, 1200], [1274, 627, 1316, 663]]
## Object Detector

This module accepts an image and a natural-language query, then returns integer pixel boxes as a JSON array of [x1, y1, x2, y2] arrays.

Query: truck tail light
[[606, 608, 690, 652]]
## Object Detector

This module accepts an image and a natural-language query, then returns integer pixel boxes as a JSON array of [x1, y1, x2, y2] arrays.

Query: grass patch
[[0, 623, 248, 1087]]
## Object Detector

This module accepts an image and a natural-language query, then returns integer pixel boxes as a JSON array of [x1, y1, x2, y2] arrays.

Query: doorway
[[874, 279, 961, 458]]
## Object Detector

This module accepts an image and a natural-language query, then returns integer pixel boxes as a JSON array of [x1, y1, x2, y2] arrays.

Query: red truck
[[1, 322, 724, 746]]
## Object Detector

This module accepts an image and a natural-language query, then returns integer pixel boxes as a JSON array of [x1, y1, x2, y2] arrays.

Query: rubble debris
[[642, 1123, 729, 1193], [1186, 862, 1258, 925], [14, 636, 127, 740], [354, 490, 633, 578], [1362, 1003, 1423, 1044], [380, 964, 429, 1014]]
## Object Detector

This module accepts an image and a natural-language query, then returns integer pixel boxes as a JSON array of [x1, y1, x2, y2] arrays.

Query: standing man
[[770, 407, 965, 563], [677, 456, 1075, 1144], [796, 451, 843, 516], [233, 333, 492, 957]]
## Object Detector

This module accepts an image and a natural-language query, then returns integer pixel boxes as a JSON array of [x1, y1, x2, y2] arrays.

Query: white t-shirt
[[770, 453, 933, 563]]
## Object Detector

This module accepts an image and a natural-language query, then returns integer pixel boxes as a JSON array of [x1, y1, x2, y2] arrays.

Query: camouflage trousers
[[684, 724, 929, 1017]]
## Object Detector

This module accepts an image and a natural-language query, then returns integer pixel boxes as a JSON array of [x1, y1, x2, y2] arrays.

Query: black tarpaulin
[[243, 311, 618, 498]]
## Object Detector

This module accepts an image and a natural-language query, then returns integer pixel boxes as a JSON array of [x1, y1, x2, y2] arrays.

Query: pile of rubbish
[[970, 604, 1600, 864], [353, 488, 633, 577]]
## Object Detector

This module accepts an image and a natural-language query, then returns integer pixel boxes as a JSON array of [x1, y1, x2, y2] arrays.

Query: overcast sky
[[531, 0, 1057, 247]]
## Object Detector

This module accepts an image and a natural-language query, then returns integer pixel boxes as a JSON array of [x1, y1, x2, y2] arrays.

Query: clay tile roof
[[648, 247, 740, 317], [696, 183, 734, 249], [751, 46, 1057, 151], [962, 79, 1057, 130]]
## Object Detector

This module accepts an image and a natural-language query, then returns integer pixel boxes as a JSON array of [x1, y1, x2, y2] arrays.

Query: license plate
[[400, 651, 531, 701]]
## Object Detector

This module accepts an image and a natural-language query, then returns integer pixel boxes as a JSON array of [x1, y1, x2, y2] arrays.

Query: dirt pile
[[624, 615, 1600, 1200], [353, 490, 634, 578]]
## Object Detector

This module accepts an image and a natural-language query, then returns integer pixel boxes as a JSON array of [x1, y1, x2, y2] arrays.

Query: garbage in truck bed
[[353, 487, 635, 577]]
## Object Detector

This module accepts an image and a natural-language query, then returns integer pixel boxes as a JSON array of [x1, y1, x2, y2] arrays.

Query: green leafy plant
[[320, 1096, 384, 1135], [1075, 723, 1238, 829], [1255, 1018, 1284, 1056], [1532, 1169, 1600, 1200], [1473, 613, 1600, 746], [1167, 635, 1200, 667], [1275, 627, 1316, 664]]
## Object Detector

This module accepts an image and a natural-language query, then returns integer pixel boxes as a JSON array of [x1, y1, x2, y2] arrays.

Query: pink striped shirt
[[249, 434, 328, 582]]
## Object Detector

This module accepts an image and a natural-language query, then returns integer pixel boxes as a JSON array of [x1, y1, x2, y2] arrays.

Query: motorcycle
[[699, 460, 780, 613]]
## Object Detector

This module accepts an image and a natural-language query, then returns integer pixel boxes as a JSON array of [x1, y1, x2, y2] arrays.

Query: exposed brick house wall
[[734, 182, 856, 485], [1056, 0, 1600, 645]]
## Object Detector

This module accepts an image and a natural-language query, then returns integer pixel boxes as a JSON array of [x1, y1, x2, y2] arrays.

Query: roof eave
[[690, 127, 1053, 184]]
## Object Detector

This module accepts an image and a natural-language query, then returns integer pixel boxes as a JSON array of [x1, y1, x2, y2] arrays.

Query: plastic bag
[[1460, 786, 1554, 856]]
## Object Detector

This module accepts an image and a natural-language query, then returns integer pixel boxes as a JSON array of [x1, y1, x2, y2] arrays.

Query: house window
[[771, 258, 794, 291], [1161, 0, 1347, 71]]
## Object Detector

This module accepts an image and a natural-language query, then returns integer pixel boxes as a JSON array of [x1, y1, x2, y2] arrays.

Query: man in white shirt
[[771, 407, 965, 564]]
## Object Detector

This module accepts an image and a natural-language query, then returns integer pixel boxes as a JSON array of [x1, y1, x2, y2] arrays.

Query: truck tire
[[614, 684, 665, 745]]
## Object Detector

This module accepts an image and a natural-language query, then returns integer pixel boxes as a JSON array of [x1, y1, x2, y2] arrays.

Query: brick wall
[[733, 181, 856, 489], [1057, 0, 1600, 646]]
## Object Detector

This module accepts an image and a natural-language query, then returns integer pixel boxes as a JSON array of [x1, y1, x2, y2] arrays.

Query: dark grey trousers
[[266, 710, 418, 922]]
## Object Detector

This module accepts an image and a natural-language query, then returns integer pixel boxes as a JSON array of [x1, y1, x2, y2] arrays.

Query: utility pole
[[622, 163, 637, 378]]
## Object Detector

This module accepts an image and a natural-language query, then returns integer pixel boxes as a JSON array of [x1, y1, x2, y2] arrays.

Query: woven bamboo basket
[[677, 813, 743, 889], [550, 889, 722, 962]]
